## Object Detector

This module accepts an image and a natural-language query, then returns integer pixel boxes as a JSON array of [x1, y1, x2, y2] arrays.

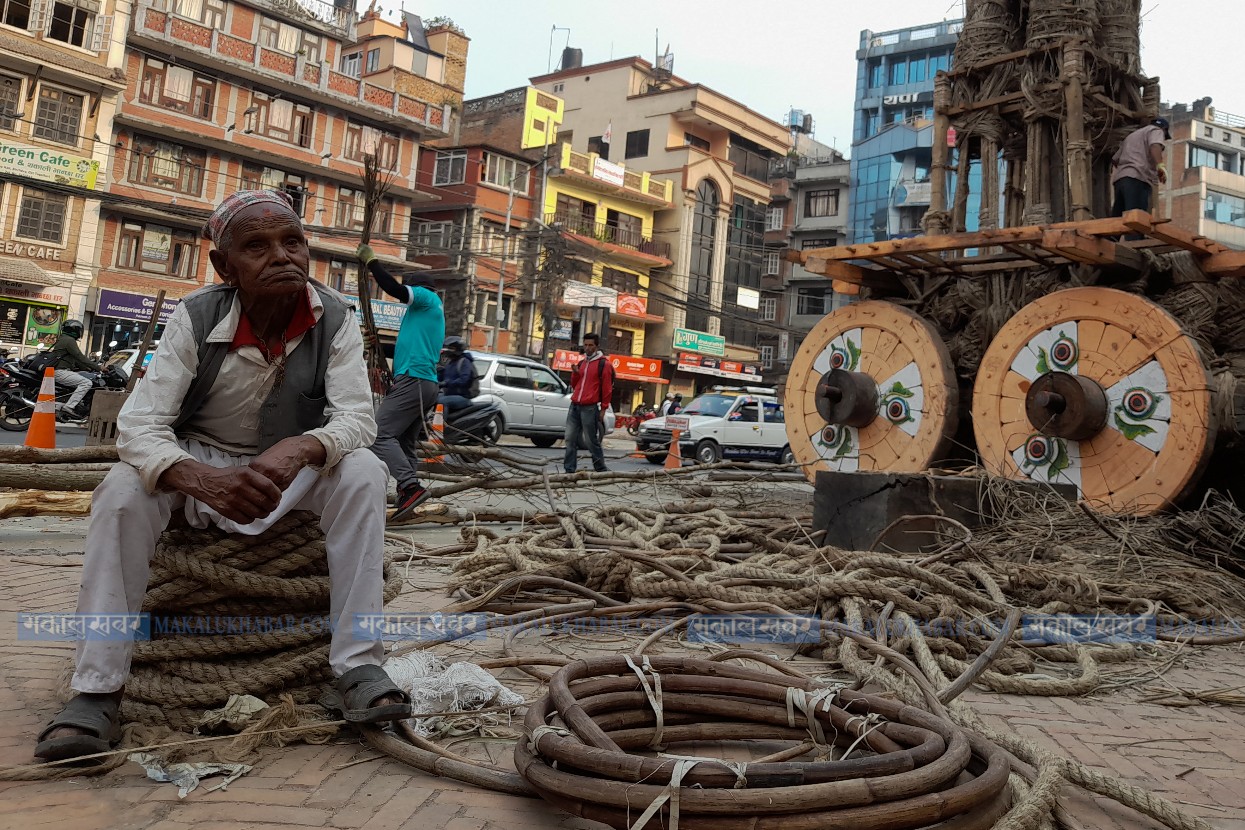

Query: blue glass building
[[850, 21, 986, 243]]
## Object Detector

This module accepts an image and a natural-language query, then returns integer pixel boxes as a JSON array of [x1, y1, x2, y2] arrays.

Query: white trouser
[[71, 439, 390, 693], [54, 369, 92, 411]]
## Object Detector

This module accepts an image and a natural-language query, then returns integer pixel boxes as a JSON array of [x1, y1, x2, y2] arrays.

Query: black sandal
[[34, 693, 123, 764], [320, 665, 411, 724]]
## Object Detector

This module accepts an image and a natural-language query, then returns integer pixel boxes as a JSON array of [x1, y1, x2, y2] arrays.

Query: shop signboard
[[0, 138, 100, 190], [0, 299, 27, 342], [735, 287, 760, 310], [616, 293, 647, 316], [0, 279, 71, 306], [610, 354, 663, 382], [552, 348, 583, 371], [673, 327, 725, 357], [348, 296, 407, 332], [562, 281, 618, 311], [592, 158, 625, 187], [96, 289, 180, 324], [549, 319, 573, 340], [677, 353, 763, 382], [24, 304, 65, 347]]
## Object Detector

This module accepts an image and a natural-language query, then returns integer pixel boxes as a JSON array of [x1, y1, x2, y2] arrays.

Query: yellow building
[[542, 142, 674, 411]]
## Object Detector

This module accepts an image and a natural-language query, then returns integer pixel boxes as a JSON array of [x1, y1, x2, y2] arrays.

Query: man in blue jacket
[[357, 244, 444, 520], [437, 336, 478, 412]]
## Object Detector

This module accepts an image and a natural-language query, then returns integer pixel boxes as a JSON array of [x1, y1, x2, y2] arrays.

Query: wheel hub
[[815, 369, 878, 428], [1024, 371, 1108, 440]]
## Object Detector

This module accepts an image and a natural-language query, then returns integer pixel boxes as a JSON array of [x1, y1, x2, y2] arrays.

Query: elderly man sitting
[[34, 190, 409, 763]]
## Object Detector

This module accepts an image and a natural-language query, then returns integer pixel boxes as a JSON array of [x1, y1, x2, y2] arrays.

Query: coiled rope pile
[[422, 489, 1245, 830], [126, 511, 403, 732]]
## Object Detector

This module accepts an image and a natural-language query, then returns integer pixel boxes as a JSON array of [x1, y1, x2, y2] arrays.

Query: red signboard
[[616, 293, 648, 316], [610, 354, 663, 381], [553, 350, 666, 383], [552, 349, 584, 371], [677, 353, 764, 382]]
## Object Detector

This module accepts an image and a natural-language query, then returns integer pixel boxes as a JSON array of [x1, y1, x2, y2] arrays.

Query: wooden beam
[[1121, 210, 1228, 256], [1202, 250, 1245, 277], [803, 254, 902, 291], [1041, 229, 1146, 271], [831, 280, 860, 296]]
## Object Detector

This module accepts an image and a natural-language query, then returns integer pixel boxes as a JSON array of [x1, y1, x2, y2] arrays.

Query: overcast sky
[[400, 1, 1239, 157]]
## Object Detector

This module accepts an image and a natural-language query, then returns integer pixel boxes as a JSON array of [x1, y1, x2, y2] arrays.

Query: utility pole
[[491, 178, 516, 352]]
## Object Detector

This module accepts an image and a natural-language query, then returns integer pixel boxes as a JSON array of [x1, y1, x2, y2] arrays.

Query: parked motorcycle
[[434, 397, 503, 451], [623, 403, 658, 436], [0, 359, 129, 431]]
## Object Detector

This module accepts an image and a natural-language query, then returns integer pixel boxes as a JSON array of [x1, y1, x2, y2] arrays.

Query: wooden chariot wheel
[[786, 301, 959, 483], [973, 287, 1216, 515]]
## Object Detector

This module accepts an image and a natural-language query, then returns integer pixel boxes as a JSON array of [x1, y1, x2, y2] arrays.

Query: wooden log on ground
[[0, 465, 107, 491], [0, 446, 119, 464], [0, 491, 93, 519]]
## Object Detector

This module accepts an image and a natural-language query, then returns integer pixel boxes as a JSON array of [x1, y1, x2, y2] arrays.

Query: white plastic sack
[[383, 654, 523, 737]]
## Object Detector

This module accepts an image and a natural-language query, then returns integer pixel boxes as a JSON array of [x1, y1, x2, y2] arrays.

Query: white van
[[636, 386, 794, 465]]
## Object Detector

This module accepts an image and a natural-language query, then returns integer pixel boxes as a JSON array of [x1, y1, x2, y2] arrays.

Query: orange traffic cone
[[427, 403, 445, 463], [664, 427, 683, 470], [24, 367, 57, 449]]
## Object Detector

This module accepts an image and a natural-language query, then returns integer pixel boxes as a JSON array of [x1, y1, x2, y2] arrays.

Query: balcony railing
[[135, 0, 447, 133], [554, 144, 673, 204], [546, 211, 671, 260]]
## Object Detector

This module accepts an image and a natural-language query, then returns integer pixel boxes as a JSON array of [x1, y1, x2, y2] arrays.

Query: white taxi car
[[636, 386, 794, 465]]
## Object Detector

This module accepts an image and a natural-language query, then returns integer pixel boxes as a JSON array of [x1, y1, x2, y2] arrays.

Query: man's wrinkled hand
[[162, 461, 284, 525], [249, 436, 326, 491]]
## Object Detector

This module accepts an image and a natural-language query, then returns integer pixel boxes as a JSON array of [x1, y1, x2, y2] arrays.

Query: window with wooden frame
[[600, 267, 640, 295], [759, 296, 777, 321], [45, 0, 107, 50], [482, 153, 528, 194], [335, 187, 365, 230], [805, 189, 840, 218], [1, 0, 30, 29], [239, 164, 307, 216], [127, 135, 206, 196], [32, 85, 83, 146], [116, 220, 199, 278], [345, 122, 398, 169], [16, 188, 67, 243], [327, 258, 358, 294], [152, 0, 224, 28], [249, 92, 312, 148], [432, 149, 466, 185], [0, 74, 21, 132], [139, 58, 214, 120]]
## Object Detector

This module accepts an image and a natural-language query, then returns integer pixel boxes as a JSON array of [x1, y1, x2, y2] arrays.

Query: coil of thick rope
[[0, 511, 404, 781], [353, 488, 1245, 830]]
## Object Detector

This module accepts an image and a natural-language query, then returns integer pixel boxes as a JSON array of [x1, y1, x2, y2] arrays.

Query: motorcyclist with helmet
[[48, 319, 100, 422], [437, 336, 479, 413]]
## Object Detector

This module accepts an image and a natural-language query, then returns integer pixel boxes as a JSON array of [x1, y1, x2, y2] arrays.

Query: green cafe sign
[[673, 327, 726, 357]]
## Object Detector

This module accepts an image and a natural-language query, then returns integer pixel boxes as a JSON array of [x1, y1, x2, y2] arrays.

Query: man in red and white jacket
[[564, 332, 614, 473]]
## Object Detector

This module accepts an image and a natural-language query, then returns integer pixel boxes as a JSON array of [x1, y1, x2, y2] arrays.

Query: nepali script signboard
[[0, 139, 100, 190]]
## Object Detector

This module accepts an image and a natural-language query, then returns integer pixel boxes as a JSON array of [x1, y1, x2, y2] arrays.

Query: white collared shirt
[[116, 283, 377, 494]]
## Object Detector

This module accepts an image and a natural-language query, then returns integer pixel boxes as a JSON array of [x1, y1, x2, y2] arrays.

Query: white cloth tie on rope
[[528, 724, 571, 754], [628, 757, 702, 830], [624, 654, 665, 750], [660, 751, 749, 789], [784, 686, 841, 747]]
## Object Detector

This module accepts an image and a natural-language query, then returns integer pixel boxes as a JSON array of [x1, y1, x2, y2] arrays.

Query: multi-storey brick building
[[88, 0, 465, 354], [0, 0, 126, 355], [1158, 98, 1245, 250], [409, 86, 557, 354], [531, 56, 789, 397]]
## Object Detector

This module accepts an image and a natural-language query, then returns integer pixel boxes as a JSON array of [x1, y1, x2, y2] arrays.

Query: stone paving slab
[[0, 509, 1243, 830]]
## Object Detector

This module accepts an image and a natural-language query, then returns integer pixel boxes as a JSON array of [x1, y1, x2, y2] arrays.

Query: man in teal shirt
[[357, 244, 445, 519]]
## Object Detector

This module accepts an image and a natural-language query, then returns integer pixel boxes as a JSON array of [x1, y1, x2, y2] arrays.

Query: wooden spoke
[[787, 301, 959, 483], [973, 288, 1215, 514]]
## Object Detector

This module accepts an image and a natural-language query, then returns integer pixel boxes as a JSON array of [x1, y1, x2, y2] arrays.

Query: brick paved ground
[[0, 511, 1242, 830]]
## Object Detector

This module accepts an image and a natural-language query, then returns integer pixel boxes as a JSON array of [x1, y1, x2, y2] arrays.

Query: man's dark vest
[[170, 282, 351, 453]]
